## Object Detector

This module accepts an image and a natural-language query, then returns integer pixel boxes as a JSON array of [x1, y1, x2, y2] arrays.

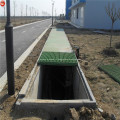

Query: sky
[[0, 0, 66, 16]]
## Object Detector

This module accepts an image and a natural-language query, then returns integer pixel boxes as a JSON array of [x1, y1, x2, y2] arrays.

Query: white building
[[69, 0, 120, 30]]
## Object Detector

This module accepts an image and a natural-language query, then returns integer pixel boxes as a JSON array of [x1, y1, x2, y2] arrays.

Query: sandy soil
[[64, 25, 120, 119]]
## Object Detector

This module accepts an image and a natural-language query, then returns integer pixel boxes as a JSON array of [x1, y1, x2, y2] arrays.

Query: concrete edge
[[21, 99, 91, 104], [0, 18, 51, 33], [0, 24, 51, 92], [18, 64, 39, 98], [16, 98, 96, 112], [16, 62, 96, 107], [77, 62, 96, 103], [16, 98, 96, 118], [69, 22, 81, 28]]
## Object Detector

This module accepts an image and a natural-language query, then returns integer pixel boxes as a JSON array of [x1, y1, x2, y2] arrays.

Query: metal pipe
[[5, 0, 15, 95]]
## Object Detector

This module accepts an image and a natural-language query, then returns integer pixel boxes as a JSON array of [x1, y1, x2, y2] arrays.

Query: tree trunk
[[110, 22, 114, 48]]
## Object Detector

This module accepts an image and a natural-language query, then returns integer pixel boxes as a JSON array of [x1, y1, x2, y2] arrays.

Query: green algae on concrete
[[38, 28, 77, 66]]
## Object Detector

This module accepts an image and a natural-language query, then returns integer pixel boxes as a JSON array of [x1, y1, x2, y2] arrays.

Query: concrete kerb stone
[[0, 24, 51, 93], [18, 64, 39, 99]]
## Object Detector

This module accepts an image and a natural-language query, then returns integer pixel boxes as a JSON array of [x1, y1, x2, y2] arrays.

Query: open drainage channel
[[16, 28, 96, 118], [16, 64, 96, 117]]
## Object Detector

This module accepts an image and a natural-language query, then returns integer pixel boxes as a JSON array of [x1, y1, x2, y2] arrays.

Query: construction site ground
[[0, 22, 120, 119]]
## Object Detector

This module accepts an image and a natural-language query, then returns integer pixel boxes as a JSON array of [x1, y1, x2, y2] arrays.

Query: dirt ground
[[0, 17, 45, 30], [0, 22, 120, 120], [64, 25, 120, 119]]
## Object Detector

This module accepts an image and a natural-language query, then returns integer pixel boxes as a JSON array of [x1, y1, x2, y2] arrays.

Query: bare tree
[[32, 7, 34, 16], [105, 3, 120, 48], [21, 4, 23, 17], [30, 7, 31, 16], [26, 5, 28, 16], [21, 4, 24, 23]]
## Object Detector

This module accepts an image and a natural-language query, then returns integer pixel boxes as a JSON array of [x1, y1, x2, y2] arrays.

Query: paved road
[[0, 19, 51, 77]]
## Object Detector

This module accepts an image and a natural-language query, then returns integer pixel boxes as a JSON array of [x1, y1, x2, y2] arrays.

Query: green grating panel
[[38, 52, 78, 66], [98, 65, 120, 84]]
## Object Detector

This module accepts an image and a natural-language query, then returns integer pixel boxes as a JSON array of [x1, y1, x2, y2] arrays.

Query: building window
[[74, 10, 75, 18], [76, 8, 79, 19]]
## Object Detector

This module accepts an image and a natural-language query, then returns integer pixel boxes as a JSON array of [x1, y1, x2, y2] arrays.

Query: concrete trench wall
[[27, 65, 90, 100], [16, 63, 96, 117]]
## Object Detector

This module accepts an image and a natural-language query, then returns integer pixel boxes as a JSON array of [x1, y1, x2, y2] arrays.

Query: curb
[[0, 24, 51, 93]]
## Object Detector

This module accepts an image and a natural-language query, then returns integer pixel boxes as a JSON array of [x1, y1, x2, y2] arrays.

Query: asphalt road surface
[[0, 19, 51, 77]]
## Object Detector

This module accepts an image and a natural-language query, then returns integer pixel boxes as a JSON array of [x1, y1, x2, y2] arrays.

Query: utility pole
[[26, 5, 28, 23], [13, 0, 16, 22], [30, 7, 31, 16], [32, 7, 34, 16], [55, 9, 56, 22], [21, 4, 23, 22], [51, 0, 55, 26], [5, 0, 15, 95]]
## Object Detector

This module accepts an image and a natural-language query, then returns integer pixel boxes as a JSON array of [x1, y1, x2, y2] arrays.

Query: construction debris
[[64, 107, 116, 120]]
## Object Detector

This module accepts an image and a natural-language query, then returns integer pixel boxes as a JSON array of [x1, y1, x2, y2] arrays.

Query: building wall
[[70, 0, 120, 30], [84, 0, 120, 30], [71, 6, 85, 27], [66, 0, 72, 20]]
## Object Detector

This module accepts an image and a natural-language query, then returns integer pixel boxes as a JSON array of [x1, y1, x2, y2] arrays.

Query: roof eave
[[69, 2, 86, 10]]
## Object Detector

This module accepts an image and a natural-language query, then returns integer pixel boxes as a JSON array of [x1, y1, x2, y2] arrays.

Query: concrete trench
[[16, 28, 96, 119], [16, 63, 96, 118]]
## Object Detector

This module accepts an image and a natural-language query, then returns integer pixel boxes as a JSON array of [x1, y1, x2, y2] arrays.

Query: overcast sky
[[0, 0, 66, 16]]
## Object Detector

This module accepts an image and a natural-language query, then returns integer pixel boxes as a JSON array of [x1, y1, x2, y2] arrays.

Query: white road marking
[[22, 31, 26, 33]]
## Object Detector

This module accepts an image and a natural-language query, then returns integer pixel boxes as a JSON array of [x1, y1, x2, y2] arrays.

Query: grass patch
[[98, 65, 120, 84]]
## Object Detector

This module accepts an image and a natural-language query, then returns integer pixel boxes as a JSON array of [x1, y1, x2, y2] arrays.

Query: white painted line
[[0, 24, 51, 92], [0, 18, 51, 33], [22, 31, 26, 33]]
